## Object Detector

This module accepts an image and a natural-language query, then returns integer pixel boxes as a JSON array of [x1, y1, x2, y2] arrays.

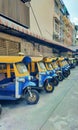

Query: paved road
[[0, 67, 78, 130]]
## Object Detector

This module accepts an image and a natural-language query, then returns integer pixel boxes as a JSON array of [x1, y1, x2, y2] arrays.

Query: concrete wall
[[0, 32, 53, 56], [30, 0, 54, 40]]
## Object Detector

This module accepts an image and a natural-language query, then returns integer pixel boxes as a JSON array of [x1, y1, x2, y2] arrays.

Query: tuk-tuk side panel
[[38, 72, 46, 87], [38, 72, 53, 87], [0, 63, 15, 91], [16, 76, 28, 96], [0, 83, 15, 98]]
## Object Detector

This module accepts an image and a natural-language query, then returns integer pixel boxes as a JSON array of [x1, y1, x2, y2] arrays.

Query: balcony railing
[[62, 16, 70, 26]]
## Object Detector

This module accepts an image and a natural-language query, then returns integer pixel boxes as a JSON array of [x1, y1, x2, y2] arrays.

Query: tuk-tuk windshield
[[46, 63, 53, 70], [52, 62, 58, 68], [73, 59, 76, 63], [62, 60, 68, 66], [16, 62, 28, 74], [69, 59, 76, 64], [38, 61, 46, 71]]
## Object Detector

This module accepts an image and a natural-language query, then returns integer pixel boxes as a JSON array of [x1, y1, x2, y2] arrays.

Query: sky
[[63, 0, 78, 25]]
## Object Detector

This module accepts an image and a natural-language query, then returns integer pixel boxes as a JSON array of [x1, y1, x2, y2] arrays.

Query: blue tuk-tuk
[[0, 56, 39, 105], [24, 56, 54, 93], [66, 58, 76, 69], [56, 57, 70, 78], [43, 57, 59, 86], [51, 57, 64, 81]]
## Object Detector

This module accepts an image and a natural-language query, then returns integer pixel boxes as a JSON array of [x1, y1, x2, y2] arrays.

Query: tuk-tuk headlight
[[65, 68, 68, 71], [17, 78, 25, 83], [28, 76, 33, 80]]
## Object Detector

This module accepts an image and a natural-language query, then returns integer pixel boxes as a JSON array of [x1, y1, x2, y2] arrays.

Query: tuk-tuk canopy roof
[[43, 57, 52, 63], [0, 56, 24, 63], [51, 57, 57, 61], [57, 57, 64, 61]]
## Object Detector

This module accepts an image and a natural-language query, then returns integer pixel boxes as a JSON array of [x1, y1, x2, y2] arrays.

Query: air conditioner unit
[[21, 0, 31, 3]]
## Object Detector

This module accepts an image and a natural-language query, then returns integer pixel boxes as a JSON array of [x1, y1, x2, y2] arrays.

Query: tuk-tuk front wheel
[[58, 73, 64, 81], [44, 81, 54, 93], [52, 77, 59, 86], [63, 71, 69, 78], [68, 69, 70, 75], [26, 90, 39, 105], [0, 104, 2, 115]]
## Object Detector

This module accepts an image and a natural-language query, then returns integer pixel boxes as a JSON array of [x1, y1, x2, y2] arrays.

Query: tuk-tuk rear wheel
[[44, 81, 54, 93], [26, 90, 39, 105]]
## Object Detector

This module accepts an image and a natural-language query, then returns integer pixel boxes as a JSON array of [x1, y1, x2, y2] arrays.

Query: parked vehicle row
[[65, 57, 77, 69], [0, 56, 77, 115]]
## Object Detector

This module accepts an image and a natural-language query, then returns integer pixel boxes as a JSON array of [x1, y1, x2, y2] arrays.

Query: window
[[52, 62, 58, 68], [38, 62, 46, 70], [0, 63, 7, 70], [54, 1, 59, 14], [47, 63, 53, 69], [16, 63, 28, 74], [54, 19, 59, 33]]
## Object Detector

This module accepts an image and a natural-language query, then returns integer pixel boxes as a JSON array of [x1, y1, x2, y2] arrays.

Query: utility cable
[[29, 3, 43, 37]]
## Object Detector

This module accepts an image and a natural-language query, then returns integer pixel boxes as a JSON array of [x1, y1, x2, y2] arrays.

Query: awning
[[0, 14, 74, 53]]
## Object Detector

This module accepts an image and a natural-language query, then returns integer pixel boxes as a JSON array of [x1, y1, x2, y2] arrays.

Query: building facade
[[75, 25, 78, 45], [0, 0, 54, 56], [0, 0, 74, 56], [0, 0, 29, 55], [30, 0, 74, 47]]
